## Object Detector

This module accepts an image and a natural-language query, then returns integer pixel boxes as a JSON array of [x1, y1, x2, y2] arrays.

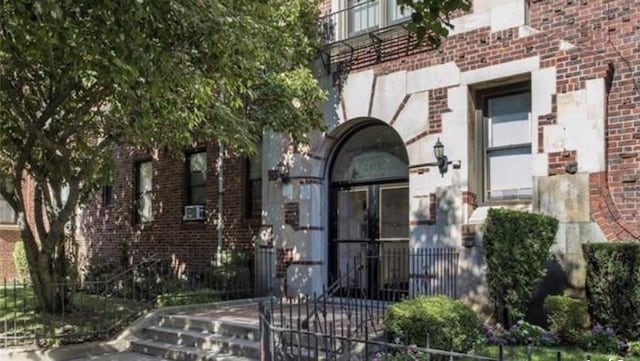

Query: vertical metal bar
[[499, 344, 504, 361], [12, 279, 17, 347]]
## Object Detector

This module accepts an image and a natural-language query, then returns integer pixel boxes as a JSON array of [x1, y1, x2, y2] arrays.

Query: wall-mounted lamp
[[407, 138, 460, 176], [277, 161, 290, 184]]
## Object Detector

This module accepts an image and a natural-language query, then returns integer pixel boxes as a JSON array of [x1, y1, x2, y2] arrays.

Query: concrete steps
[[129, 314, 260, 361]]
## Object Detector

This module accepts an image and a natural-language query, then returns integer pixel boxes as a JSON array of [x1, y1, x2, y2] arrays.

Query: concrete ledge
[[0, 296, 273, 361]]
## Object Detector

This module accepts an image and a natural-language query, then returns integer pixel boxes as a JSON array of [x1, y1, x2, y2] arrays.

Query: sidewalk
[[68, 351, 171, 361]]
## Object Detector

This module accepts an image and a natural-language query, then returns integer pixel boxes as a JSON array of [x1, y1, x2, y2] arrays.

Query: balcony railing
[[319, 0, 412, 45]]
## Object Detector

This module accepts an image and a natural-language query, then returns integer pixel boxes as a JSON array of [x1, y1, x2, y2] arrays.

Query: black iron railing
[[0, 248, 274, 348], [319, 0, 412, 44]]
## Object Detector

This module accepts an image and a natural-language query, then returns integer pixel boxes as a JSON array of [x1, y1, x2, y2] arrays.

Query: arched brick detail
[[590, 172, 640, 241]]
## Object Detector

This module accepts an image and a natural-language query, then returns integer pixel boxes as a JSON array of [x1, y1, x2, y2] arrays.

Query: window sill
[[0, 224, 19, 231], [468, 203, 533, 225]]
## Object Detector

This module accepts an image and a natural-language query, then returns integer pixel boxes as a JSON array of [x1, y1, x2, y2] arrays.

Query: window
[[0, 194, 16, 224], [136, 160, 153, 224], [343, 0, 411, 39], [102, 185, 113, 206], [246, 153, 262, 218], [478, 85, 532, 202], [187, 151, 207, 205]]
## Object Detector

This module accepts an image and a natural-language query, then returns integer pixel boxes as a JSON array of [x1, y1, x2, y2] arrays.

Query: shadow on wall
[[410, 186, 491, 319], [526, 253, 585, 326]]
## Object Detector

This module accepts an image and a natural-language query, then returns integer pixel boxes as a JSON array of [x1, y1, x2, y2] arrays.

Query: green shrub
[[628, 341, 640, 357], [156, 289, 220, 307], [543, 295, 588, 344], [583, 242, 640, 339], [482, 208, 558, 326], [385, 295, 480, 352], [13, 240, 29, 279]]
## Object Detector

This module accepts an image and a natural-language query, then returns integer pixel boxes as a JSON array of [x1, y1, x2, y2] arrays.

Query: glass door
[[378, 185, 409, 299], [332, 183, 408, 299]]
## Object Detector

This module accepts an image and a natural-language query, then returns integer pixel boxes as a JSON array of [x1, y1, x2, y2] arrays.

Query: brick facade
[[322, 0, 639, 241], [80, 143, 259, 272]]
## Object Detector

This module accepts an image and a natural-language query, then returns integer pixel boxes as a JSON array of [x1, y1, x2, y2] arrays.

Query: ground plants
[[385, 295, 480, 353]]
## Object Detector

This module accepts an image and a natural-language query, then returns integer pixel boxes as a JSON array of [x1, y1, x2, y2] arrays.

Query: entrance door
[[332, 183, 409, 299], [329, 123, 410, 300]]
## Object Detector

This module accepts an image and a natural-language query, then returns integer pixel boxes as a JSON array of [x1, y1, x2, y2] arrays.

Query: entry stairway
[[130, 313, 261, 361]]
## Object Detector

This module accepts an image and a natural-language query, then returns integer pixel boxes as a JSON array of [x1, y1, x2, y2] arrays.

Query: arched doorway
[[329, 123, 409, 299]]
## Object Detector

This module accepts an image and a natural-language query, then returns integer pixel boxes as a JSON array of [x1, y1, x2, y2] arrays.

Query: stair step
[[142, 326, 260, 359], [131, 338, 259, 361], [158, 315, 259, 339]]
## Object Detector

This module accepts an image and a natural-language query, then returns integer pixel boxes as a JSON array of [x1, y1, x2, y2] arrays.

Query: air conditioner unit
[[183, 205, 206, 221]]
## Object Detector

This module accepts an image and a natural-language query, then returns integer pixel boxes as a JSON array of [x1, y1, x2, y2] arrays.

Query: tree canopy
[[0, 0, 471, 312], [0, 0, 325, 311], [399, 0, 472, 45]]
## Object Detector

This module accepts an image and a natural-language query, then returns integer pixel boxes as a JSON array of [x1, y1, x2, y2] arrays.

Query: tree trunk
[[22, 229, 70, 314]]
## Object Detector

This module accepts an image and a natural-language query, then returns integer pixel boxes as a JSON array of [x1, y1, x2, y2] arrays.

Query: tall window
[[136, 160, 153, 223], [479, 85, 532, 202], [0, 194, 16, 224], [246, 153, 262, 218], [187, 151, 207, 205]]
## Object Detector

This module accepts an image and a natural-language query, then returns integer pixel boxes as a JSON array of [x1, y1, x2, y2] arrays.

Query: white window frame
[[136, 160, 153, 224], [337, 0, 412, 40], [187, 150, 207, 206], [477, 83, 533, 204]]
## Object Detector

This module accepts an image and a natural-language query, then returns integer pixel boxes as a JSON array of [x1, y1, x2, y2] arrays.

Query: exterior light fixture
[[277, 161, 290, 184], [407, 137, 460, 176], [433, 138, 449, 175]]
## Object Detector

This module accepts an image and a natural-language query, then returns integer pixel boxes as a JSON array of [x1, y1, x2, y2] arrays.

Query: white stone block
[[559, 40, 577, 51], [394, 91, 429, 142], [543, 124, 566, 153], [406, 134, 440, 167], [461, 56, 540, 85], [449, 12, 491, 36], [581, 78, 606, 172], [342, 70, 374, 120], [490, 0, 527, 32], [531, 67, 556, 117], [371, 71, 407, 122], [518, 25, 540, 38], [473, 0, 517, 12], [531, 153, 549, 177], [407, 62, 461, 94]]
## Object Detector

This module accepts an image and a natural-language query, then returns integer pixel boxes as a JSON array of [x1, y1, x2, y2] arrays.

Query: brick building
[[0, 177, 35, 280], [81, 0, 639, 311], [255, 0, 639, 308], [79, 144, 261, 273]]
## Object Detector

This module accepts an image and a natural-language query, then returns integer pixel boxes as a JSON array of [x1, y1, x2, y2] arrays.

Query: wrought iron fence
[[259, 300, 501, 361], [0, 247, 274, 348]]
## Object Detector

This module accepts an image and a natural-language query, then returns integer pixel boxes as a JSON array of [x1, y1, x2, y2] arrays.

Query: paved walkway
[[68, 351, 171, 361]]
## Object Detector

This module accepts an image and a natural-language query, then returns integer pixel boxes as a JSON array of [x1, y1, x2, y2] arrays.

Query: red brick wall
[[80, 143, 259, 272], [324, 0, 640, 240], [0, 229, 20, 280]]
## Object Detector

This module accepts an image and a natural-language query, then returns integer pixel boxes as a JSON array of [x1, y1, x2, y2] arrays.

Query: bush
[[385, 295, 479, 352], [482, 209, 558, 326], [543, 295, 588, 344], [13, 241, 29, 279], [583, 242, 640, 339], [628, 341, 640, 357]]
